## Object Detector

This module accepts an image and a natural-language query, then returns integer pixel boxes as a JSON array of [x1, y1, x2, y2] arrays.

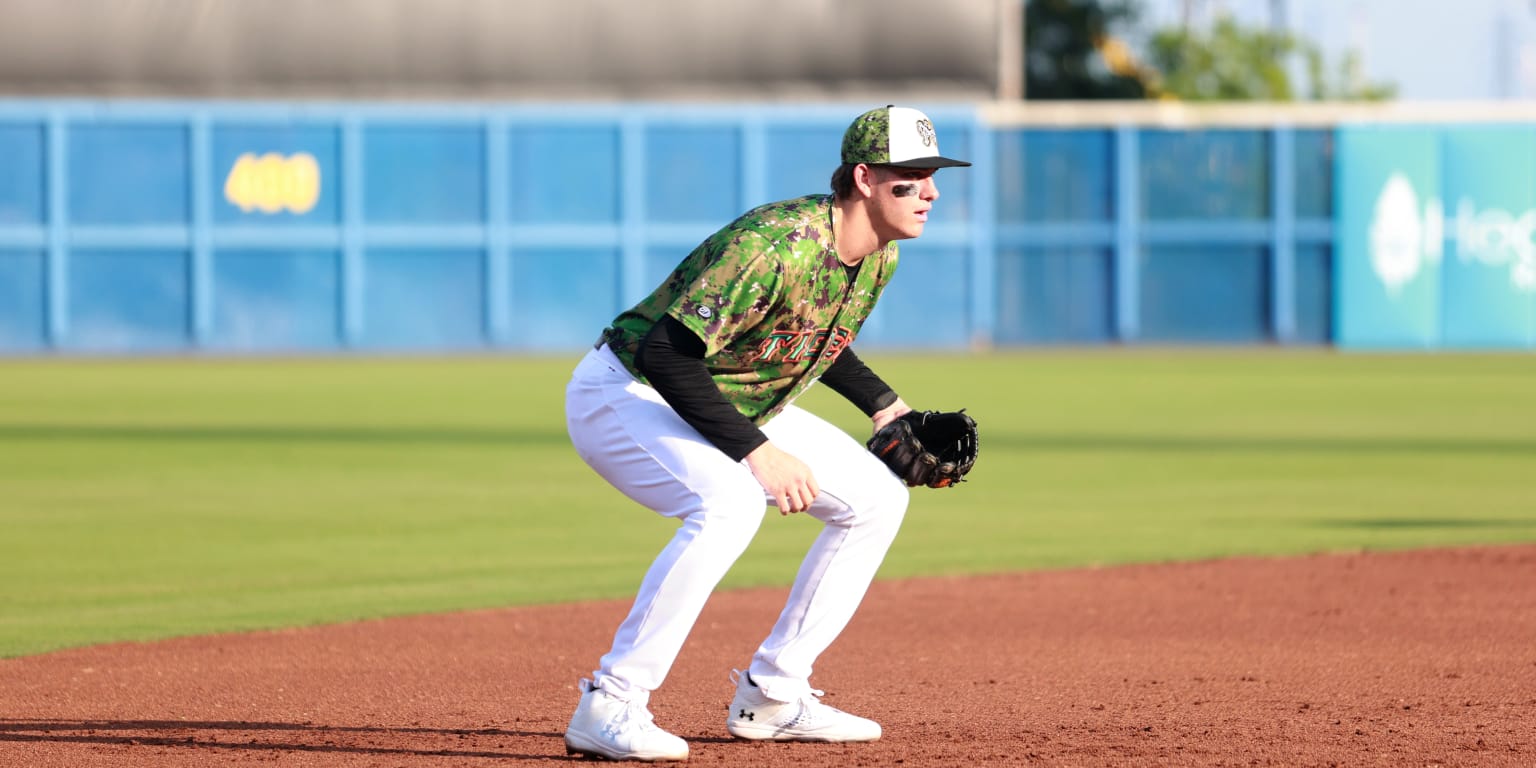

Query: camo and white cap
[[840, 105, 971, 169]]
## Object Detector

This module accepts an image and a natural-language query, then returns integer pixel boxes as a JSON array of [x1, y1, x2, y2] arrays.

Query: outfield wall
[[0, 99, 1532, 354]]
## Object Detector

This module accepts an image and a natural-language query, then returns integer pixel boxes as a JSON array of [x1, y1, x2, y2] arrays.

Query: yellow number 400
[[223, 152, 322, 215]]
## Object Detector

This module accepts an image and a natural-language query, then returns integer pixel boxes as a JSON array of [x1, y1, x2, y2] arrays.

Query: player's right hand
[[745, 442, 820, 515]]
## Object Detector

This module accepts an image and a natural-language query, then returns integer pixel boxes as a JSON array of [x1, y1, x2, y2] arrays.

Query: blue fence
[[0, 100, 1337, 354]]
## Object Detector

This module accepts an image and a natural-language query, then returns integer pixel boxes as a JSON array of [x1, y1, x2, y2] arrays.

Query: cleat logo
[[738, 709, 754, 721]]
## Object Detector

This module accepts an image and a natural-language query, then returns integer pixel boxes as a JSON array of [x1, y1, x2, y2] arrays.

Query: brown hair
[[829, 163, 857, 198]]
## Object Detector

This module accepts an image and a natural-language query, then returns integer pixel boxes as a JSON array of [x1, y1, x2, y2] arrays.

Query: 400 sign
[[223, 152, 322, 215]]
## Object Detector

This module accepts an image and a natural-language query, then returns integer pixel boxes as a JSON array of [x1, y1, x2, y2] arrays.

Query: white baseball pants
[[565, 344, 909, 704]]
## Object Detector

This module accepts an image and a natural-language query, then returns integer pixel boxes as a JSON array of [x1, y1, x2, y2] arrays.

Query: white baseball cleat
[[724, 669, 882, 742], [564, 678, 689, 761]]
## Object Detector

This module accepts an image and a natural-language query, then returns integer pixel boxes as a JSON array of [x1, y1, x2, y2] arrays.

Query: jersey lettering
[[755, 331, 799, 361], [788, 331, 820, 362], [754, 326, 853, 364], [820, 326, 853, 359]]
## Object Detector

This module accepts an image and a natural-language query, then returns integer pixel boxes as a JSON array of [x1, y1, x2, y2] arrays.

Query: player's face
[[869, 166, 940, 241]]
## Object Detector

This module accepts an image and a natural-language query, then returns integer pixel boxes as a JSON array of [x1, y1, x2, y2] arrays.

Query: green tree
[[1146, 14, 1396, 101], [1301, 47, 1397, 101], [1025, 0, 1151, 99]]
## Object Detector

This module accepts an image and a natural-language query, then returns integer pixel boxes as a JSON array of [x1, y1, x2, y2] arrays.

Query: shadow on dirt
[[0, 719, 560, 760]]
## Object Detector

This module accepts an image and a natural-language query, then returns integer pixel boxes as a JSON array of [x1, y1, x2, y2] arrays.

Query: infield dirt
[[3, 545, 1532, 767]]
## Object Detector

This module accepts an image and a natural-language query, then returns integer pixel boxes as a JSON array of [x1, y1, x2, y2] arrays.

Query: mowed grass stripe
[[2, 351, 1533, 657]]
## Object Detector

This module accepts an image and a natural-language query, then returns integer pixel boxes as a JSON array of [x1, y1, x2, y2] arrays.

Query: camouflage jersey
[[601, 194, 898, 425]]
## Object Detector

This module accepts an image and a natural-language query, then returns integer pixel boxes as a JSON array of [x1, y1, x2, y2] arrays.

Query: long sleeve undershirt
[[634, 314, 898, 462]]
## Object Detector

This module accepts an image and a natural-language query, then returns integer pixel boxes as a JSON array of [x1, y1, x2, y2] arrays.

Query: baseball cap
[[840, 105, 971, 169]]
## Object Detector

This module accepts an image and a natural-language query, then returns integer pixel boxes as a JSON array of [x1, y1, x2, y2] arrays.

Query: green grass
[[2, 350, 1533, 657]]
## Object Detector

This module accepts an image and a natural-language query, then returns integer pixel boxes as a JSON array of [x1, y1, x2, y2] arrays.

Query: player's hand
[[870, 397, 913, 434], [745, 442, 820, 515]]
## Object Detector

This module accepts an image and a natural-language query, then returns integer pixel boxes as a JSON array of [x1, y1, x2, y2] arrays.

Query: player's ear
[[853, 164, 879, 198]]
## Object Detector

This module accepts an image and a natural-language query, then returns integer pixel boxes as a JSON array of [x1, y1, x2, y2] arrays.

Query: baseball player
[[562, 105, 970, 761]]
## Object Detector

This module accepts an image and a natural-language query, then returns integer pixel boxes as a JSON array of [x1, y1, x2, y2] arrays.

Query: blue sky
[[1135, 0, 1536, 100]]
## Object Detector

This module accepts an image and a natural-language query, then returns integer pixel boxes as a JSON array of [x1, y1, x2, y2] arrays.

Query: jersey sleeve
[[666, 230, 784, 358], [818, 346, 899, 416]]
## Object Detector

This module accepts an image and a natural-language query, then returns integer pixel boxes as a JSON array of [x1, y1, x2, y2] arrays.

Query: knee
[[868, 475, 910, 533], [824, 473, 908, 535], [690, 484, 768, 551]]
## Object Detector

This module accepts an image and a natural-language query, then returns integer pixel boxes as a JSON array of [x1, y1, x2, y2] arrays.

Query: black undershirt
[[634, 311, 898, 463]]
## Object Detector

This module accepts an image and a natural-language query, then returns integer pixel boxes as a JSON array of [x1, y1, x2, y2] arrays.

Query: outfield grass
[[2, 350, 1533, 657]]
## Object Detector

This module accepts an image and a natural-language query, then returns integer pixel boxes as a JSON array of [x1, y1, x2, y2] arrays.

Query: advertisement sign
[[1334, 127, 1443, 348], [1440, 127, 1536, 347]]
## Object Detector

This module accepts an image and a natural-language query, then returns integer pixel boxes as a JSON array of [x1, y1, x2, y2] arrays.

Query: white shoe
[[564, 678, 689, 761], [725, 669, 881, 742]]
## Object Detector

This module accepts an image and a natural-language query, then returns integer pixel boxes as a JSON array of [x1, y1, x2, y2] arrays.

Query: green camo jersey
[[601, 194, 898, 425]]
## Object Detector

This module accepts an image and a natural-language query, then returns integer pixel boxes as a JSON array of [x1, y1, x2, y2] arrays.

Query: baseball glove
[[866, 409, 978, 489]]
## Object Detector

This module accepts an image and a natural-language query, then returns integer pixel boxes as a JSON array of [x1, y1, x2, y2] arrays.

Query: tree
[[1025, 0, 1152, 99], [1300, 47, 1397, 102], [1145, 14, 1396, 101]]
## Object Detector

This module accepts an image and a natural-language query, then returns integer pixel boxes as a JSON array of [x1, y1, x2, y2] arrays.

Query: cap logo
[[697, 306, 713, 319], [915, 119, 936, 148]]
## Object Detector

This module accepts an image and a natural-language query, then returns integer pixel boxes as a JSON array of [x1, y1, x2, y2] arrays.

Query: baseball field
[[3, 350, 1534, 765]]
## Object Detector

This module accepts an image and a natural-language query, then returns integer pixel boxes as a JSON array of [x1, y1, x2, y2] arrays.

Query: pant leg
[[564, 346, 767, 699], [744, 404, 910, 702]]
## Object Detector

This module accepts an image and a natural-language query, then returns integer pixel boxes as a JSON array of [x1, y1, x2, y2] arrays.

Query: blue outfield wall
[[0, 99, 1347, 354]]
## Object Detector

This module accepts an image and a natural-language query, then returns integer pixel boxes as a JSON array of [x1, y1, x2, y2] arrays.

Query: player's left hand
[[867, 408, 978, 489]]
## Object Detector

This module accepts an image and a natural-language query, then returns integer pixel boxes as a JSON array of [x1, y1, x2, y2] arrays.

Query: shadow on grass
[[0, 424, 569, 447], [1317, 518, 1526, 530], [989, 433, 1536, 457]]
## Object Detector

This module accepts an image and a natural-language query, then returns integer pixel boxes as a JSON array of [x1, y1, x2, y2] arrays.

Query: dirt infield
[[3, 545, 1533, 767]]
